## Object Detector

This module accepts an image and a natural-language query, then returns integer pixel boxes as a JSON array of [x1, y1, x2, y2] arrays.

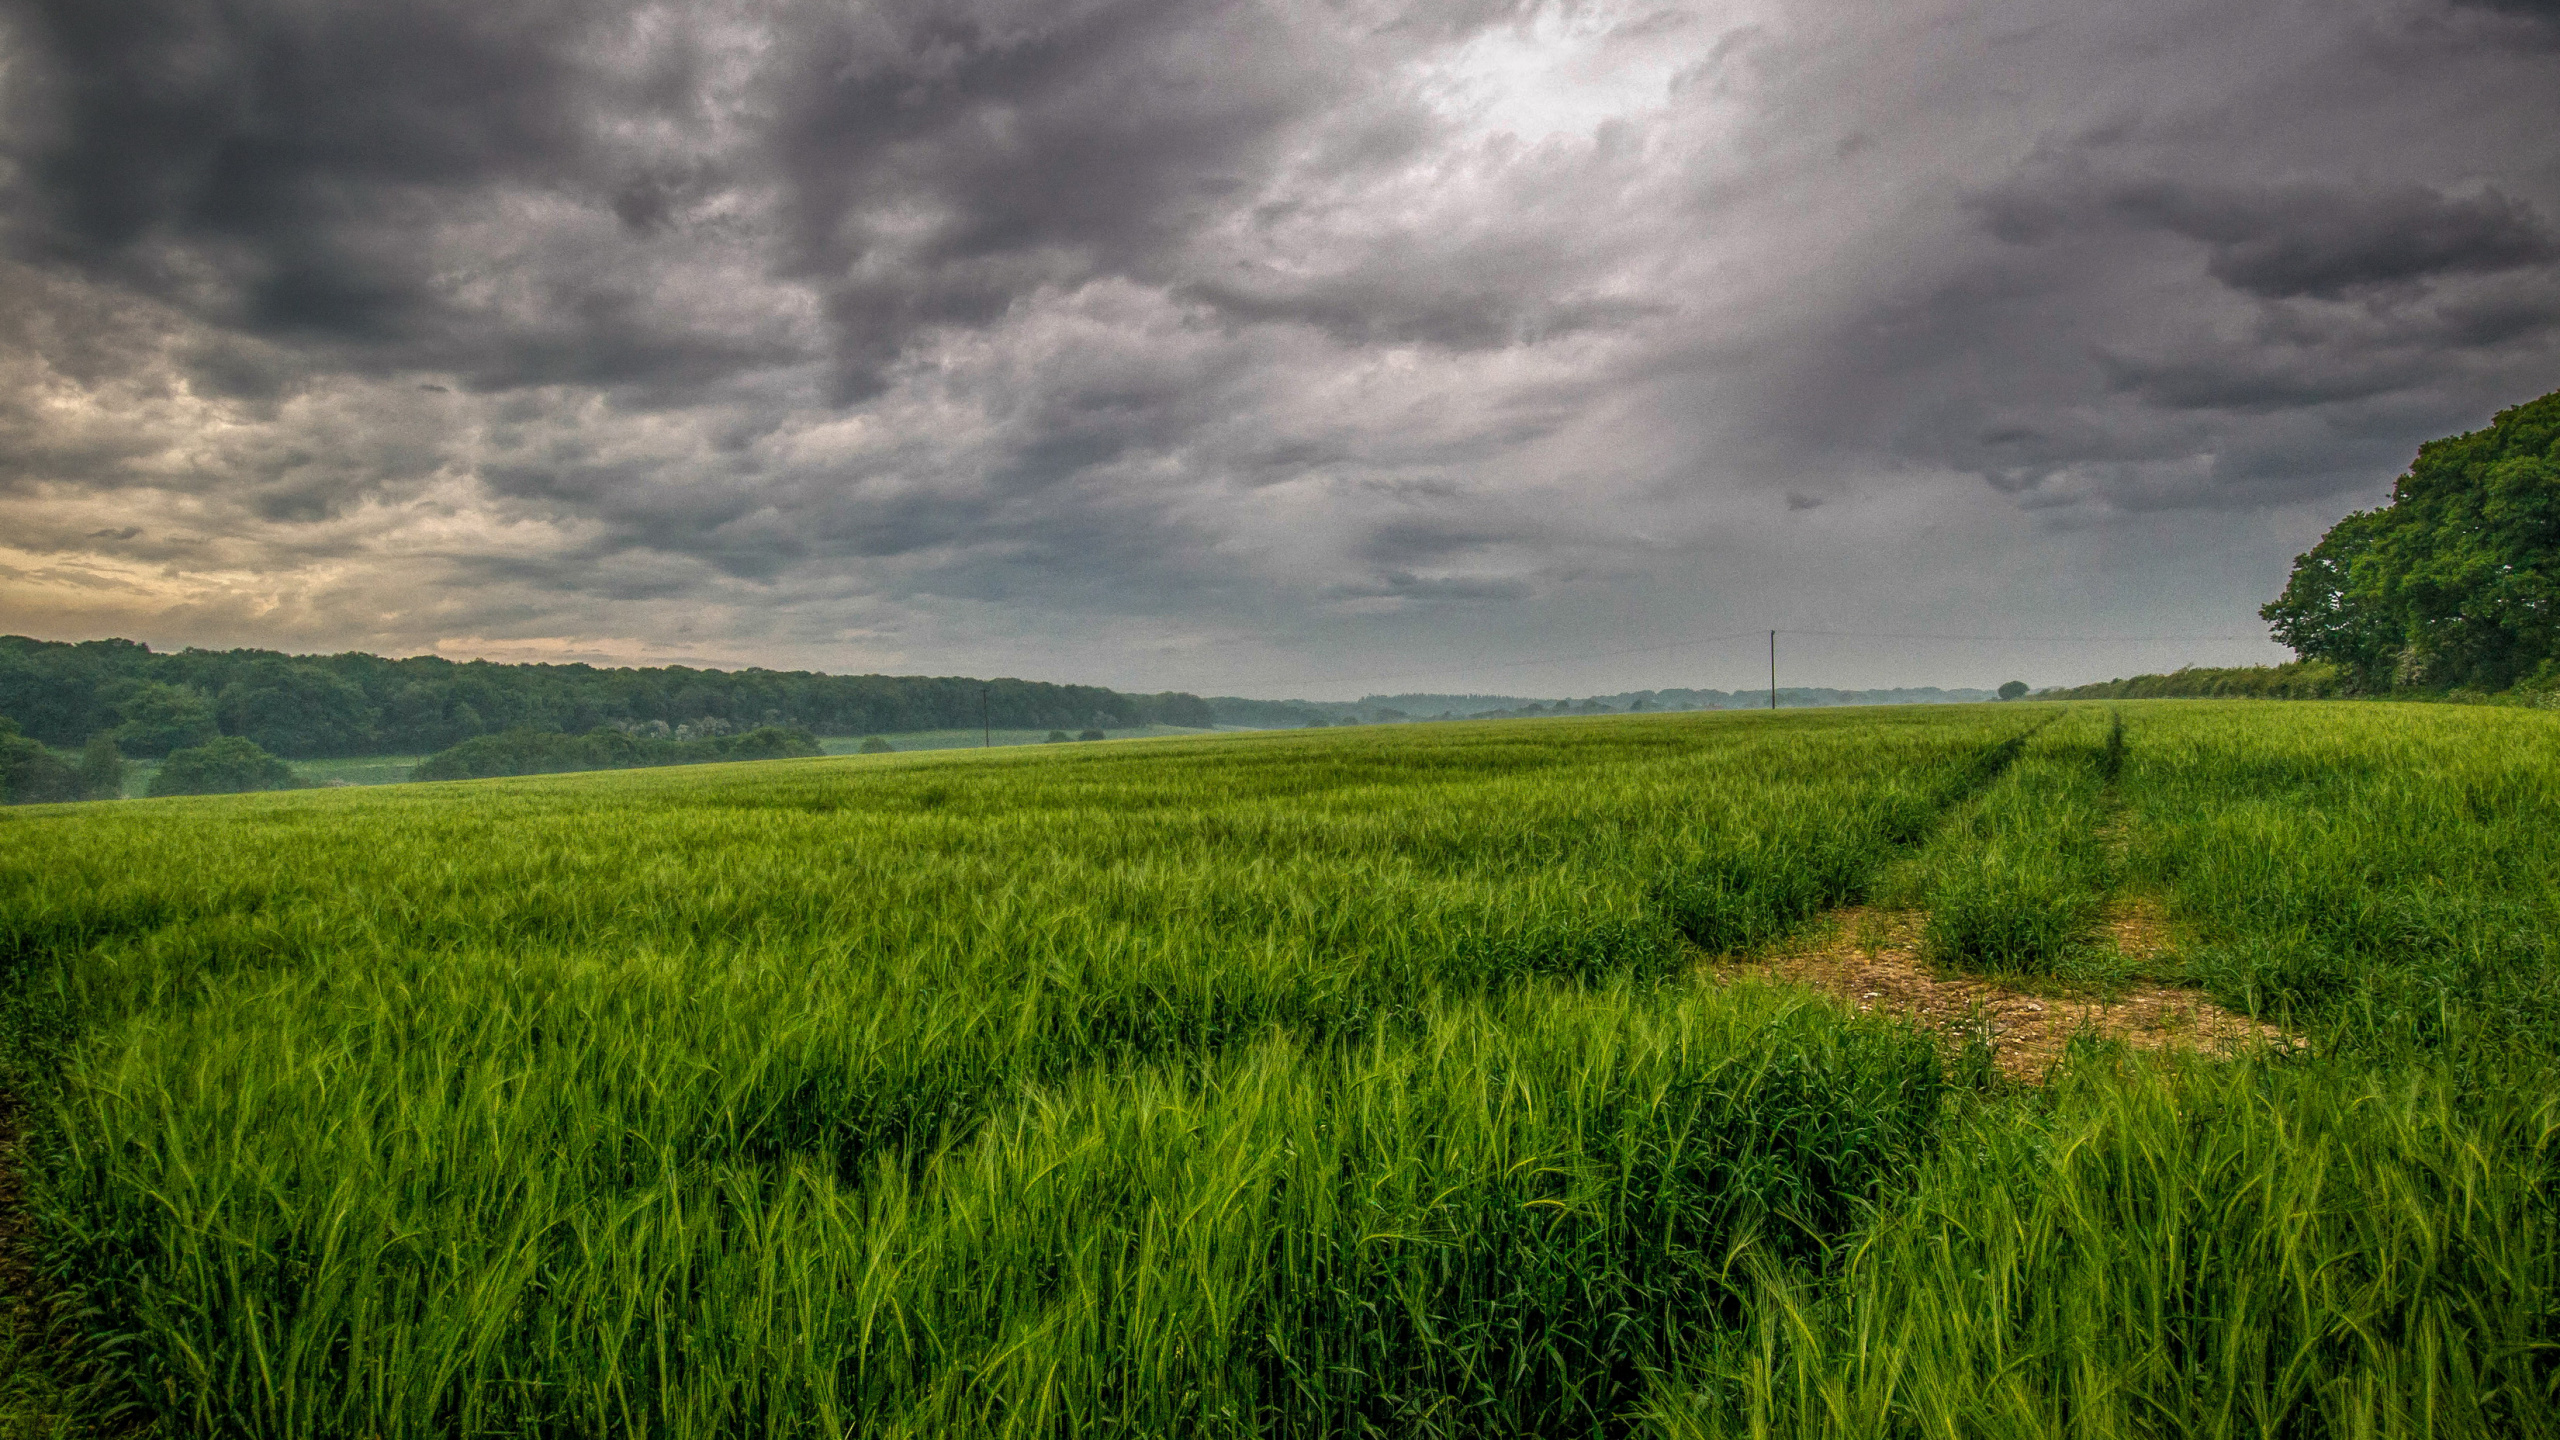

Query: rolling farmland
[[1, 702, 2554, 1438]]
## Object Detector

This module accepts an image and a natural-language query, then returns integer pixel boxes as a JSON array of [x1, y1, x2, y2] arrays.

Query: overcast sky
[[3, 0, 2556, 697]]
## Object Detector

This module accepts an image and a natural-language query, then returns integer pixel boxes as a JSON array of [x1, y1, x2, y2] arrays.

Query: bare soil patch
[[1705, 905, 2294, 1083]]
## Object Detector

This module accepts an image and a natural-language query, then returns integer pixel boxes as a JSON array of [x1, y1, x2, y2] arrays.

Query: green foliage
[[857, 736, 895, 754], [411, 724, 821, 781], [0, 637, 149, 743], [1996, 679, 2028, 700], [213, 658, 379, 757], [0, 719, 123, 805], [145, 736, 302, 796], [104, 680, 219, 756], [2264, 387, 2560, 690], [0, 634, 1215, 755], [2044, 660, 2352, 700], [2262, 508, 2401, 689], [1044, 729, 1071, 742], [0, 718, 85, 805], [1077, 728, 1105, 741], [74, 735, 124, 801]]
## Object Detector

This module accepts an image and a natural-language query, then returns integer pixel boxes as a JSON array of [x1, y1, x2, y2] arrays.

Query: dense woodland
[[0, 639, 1215, 758]]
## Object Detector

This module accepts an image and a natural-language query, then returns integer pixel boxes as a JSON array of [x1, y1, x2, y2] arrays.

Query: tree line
[[0, 639, 1217, 759]]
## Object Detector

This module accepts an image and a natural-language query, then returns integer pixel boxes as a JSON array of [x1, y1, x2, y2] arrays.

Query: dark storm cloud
[[1, 0, 2557, 689], [8, 1, 589, 314], [1754, 25, 2560, 519], [2457, 0, 2560, 22], [1978, 176, 2558, 299], [764, 0, 1334, 393], [0, 0, 808, 392]]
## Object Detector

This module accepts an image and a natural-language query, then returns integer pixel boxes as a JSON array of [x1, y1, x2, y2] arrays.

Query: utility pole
[[1769, 631, 1778, 710], [982, 684, 991, 748]]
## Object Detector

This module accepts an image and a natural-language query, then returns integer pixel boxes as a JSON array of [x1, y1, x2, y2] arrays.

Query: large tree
[[2260, 509, 2401, 691], [2265, 389, 2560, 691]]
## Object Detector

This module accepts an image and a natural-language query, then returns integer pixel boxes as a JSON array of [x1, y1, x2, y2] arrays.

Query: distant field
[[113, 751, 435, 797], [2, 704, 2554, 1437], [817, 723, 1228, 755]]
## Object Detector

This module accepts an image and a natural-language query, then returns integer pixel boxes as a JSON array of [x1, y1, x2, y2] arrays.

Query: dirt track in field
[[1704, 904, 2296, 1083]]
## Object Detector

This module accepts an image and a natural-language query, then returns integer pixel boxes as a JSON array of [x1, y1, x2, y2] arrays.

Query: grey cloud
[[1332, 570, 1534, 602], [0, 0, 2556, 694], [2117, 181, 2552, 298], [765, 0, 1404, 395], [2094, 350, 2419, 414], [1356, 514, 1530, 565], [1764, 58, 2560, 514], [2456, 0, 2560, 22], [1184, 272, 1663, 351], [7, 2, 592, 298], [1, 0, 808, 394], [1975, 174, 2558, 298]]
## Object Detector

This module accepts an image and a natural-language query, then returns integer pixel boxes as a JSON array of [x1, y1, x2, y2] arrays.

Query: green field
[[110, 752, 439, 798], [1, 703, 2554, 1437]]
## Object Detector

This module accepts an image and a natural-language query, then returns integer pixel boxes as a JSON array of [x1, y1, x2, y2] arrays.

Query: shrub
[[858, 736, 895, 754], [1046, 730, 1072, 743], [719, 726, 823, 761], [148, 737, 302, 796], [1077, 729, 1106, 741]]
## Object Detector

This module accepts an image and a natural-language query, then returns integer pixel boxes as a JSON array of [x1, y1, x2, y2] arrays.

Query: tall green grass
[[1649, 700, 2560, 1440], [3, 701, 2556, 1437], [2122, 703, 2560, 1067], [1885, 710, 2118, 979], [1653, 1048, 2560, 1439], [49, 980, 1941, 1437], [1, 711, 2020, 1435]]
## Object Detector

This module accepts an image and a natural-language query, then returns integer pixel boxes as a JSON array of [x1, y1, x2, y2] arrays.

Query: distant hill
[[1210, 685, 1998, 727]]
